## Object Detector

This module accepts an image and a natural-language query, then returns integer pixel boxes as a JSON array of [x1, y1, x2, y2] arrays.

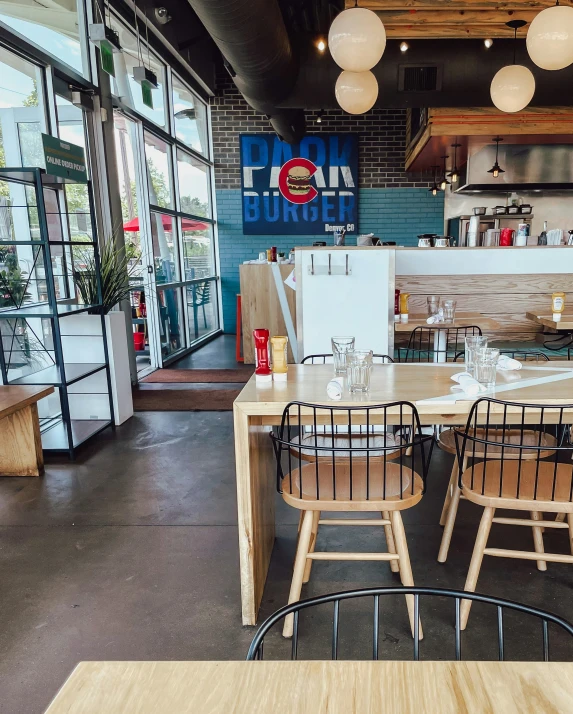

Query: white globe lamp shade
[[328, 8, 386, 72], [490, 64, 535, 113], [527, 5, 573, 70], [335, 70, 378, 114]]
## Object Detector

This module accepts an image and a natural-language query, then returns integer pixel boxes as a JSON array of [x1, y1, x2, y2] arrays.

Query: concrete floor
[[1, 408, 573, 713], [168, 333, 238, 370]]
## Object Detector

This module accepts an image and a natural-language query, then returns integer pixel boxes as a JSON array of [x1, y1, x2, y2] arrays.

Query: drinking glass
[[427, 296, 441, 317], [465, 335, 488, 377], [442, 299, 457, 323], [474, 348, 500, 390], [346, 350, 373, 393], [331, 336, 355, 375]]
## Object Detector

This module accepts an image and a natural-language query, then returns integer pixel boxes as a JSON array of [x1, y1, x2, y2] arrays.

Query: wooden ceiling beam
[[385, 24, 528, 37], [347, 1, 555, 9], [377, 10, 538, 25]]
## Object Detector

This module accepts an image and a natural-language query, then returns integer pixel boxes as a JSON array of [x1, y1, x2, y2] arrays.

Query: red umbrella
[[123, 216, 209, 232]]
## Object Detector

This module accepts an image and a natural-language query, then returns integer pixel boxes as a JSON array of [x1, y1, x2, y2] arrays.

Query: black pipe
[[187, 0, 306, 142]]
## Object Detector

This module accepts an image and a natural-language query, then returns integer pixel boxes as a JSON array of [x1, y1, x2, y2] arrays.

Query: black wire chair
[[246, 586, 573, 661], [453, 397, 573, 628], [271, 402, 432, 638], [301, 353, 394, 364], [499, 350, 550, 362], [399, 325, 482, 363]]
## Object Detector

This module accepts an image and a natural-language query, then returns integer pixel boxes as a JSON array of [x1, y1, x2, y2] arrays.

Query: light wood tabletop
[[395, 311, 501, 333], [234, 362, 573, 625], [526, 311, 573, 331], [44, 660, 573, 714], [0, 385, 54, 476]]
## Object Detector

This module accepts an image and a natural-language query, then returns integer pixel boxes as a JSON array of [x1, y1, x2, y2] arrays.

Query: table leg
[[434, 331, 447, 363], [234, 404, 276, 626], [0, 404, 43, 477]]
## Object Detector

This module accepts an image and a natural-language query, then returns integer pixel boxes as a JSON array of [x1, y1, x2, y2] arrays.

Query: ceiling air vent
[[398, 65, 442, 92]]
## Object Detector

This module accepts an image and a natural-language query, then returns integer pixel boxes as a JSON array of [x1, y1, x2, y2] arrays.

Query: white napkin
[[451, 371, 487, 396], [496, 355, 522, 371], [326, 377, 344, 400], [426, 308, 444, 324]]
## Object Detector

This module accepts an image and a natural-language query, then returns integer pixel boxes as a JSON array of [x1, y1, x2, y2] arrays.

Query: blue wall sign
[[240, 133, 359, 235]]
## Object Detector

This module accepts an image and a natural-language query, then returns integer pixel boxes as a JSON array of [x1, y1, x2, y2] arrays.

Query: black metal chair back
[[499, 350, 549, 362], [246, 586, 573, 661], [401, 326, 482, 363], [454, 397, 573, 501], [271, 401, 431, 502], [301, 353, 394, 364]]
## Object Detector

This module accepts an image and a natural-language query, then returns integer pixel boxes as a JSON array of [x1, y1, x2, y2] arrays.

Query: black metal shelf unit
[[0, 167, 114, 457]]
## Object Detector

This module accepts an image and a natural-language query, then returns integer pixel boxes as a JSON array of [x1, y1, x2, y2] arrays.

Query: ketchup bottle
[[253, 329, 272, 383]]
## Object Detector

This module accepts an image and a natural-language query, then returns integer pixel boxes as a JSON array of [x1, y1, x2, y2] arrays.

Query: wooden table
[[44, 660, 573, 713], [395, 311, 501, 333], [526, 311, 573, 332], [234, 362, 573, 625], [0, 385, 53, 476]]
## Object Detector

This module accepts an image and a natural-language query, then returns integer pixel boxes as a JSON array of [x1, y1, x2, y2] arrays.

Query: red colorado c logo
[[278, 158, 318, 204]]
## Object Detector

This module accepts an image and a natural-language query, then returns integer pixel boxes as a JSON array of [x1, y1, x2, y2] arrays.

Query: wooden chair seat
[[461, 460, 573, 512], [289, 431, 403, 461], [439, 428, 557, 459], [282, 460, 424, 511]]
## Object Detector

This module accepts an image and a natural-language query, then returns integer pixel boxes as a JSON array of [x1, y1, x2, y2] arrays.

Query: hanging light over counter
[[439, 155, 450, 190], [428, 165, 440, 196], [527, 1, 573, 70], [490, 20, 535, 113], [448, 142, 461, 184], [487, 137, 505, 178]]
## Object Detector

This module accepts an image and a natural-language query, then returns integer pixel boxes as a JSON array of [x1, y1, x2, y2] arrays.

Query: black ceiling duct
[[187, 0, 305, 143]]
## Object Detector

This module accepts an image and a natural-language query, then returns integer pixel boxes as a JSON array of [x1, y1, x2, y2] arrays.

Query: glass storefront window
[[0, 0, 87, 77], [172, 75, 209, 156], [182, 224, 214, 280], [150, 212, 178, 284], [0, 46, 45, 169], [186, 278, 218, 343], [110, 17, 167, 128], [177, 150, 211, 218], [145, 131, 173, 209], [56, 95, 90, 219]]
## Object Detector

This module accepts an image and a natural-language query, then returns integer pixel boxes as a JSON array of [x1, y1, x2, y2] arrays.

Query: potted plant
[[60, 240, 139, 425]]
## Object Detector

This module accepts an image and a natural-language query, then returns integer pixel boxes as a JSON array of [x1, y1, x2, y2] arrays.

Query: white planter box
[[59, 311, 134, 426]]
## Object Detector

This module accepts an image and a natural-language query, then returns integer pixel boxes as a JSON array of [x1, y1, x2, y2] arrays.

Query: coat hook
[[346, 254, 349, 275], [328, 253, 331, 275], [311, 253, 314, 275]]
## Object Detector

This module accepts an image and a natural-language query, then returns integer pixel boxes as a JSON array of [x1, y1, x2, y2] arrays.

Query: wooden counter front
[[239, 264, 296, 364]]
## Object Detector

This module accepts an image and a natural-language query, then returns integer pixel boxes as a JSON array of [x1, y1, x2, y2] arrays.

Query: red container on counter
[[270, 246, 277, 262], [500, 228, 515, 246]]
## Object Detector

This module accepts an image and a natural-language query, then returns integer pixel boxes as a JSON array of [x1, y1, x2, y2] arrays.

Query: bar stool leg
[[390, 510, 423, 640], [303, 511, 320, 583], [461, 506, 495, 630], [530, 511, 547, 571], [283, 510, 314, 638], [567, 513, 573, 556], [438, 456, 466, 563], [439, 457, 458, 527], [382, 511, 399, 573]]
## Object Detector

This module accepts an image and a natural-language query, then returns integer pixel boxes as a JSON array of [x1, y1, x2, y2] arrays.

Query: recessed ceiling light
[[400, 41, 409, 52], [317, 39, 326, 52], [484, 38, 493, 49]]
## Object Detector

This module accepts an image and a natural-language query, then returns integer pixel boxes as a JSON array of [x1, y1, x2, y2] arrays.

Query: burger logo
[[278, 157, 318, 204]]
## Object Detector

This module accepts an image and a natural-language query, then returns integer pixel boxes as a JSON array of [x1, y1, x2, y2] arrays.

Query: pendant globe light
[[490, 20, 535, 113], [527, 1, 573, 71], [328, 1, 386, 72], [335, 70, 378, 114]]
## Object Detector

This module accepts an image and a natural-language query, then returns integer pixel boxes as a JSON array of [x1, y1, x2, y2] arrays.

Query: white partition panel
[[295, 247, 395, 361]]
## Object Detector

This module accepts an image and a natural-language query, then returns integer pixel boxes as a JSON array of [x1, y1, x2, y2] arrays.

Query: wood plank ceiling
[[345, 1, 556, 38]]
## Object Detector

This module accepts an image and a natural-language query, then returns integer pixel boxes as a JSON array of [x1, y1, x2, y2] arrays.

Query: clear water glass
[[465, 335, 488, 377], [331, 336, 355, 375], [427, 296, 441, 317], [346, 350, 373, 393], [474, 347, 500, 390], [442, 299, 457, 323]]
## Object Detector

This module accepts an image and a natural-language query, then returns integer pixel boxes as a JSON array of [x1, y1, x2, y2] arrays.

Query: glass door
[[113, 111, 160, 375]]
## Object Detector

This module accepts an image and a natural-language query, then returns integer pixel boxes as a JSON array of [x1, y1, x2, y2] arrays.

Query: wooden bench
[[0, 385, 54, 476]]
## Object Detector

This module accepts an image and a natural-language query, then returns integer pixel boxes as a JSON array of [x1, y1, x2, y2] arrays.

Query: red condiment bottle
[[253, 329, 272, 383], [395, 289, 400, 322]]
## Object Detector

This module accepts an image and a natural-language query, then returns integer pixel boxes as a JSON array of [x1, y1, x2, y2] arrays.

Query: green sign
[[141, 80, 153, 109], [42, 134, 88, 183], [100, 40, 115, 76]]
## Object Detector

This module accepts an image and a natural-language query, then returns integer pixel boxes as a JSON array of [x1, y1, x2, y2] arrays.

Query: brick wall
[[210, 72, 445, 333]]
